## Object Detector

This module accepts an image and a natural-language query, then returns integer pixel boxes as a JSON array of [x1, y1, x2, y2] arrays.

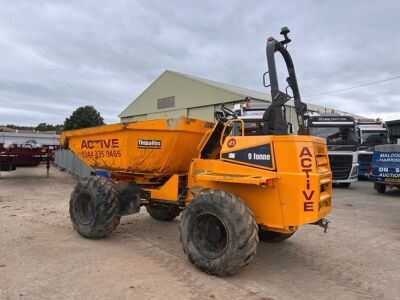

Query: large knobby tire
[[180, 190, 258, 276], [146, 204, 181, 221], [70, 176, 121, 239], [375, 183, 386, 194], [258, 227, 296, 243]]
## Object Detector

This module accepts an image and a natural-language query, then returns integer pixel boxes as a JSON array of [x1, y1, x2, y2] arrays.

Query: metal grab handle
[[219, 119, 245, 146], [197, 129, 213, 153], [263, 71, 270, 87]]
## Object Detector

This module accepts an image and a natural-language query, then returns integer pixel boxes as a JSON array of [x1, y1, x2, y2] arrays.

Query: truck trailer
[[370, 144, 400, 193], [356, 119, 389, 178], [0, 130, 60, 172]]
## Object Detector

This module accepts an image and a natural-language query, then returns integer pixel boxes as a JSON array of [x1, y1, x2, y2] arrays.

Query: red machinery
[[0, 131, 60, 174]]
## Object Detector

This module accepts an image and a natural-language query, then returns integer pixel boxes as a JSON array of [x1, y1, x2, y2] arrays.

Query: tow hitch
[[313, 218, 330, 233]]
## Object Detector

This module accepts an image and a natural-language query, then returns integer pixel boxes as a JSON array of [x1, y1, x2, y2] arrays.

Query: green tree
[[63, 106, 105, 131], [53, 124, 64, 134], [35, 123, 64, 133], [35, 123, 53, 132]]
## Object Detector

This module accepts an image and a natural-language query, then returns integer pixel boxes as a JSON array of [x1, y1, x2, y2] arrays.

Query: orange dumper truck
[[61, 28, 332, 276]]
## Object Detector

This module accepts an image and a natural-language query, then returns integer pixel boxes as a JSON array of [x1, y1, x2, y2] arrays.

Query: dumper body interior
[[62, 116, 332, 232]]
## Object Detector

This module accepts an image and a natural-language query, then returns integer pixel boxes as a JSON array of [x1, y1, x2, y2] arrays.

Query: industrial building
[[119, 70, 348, 132]]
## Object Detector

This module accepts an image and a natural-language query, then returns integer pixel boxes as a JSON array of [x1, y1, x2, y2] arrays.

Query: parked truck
[[61, 28, 332, 276], [370, 144, 400, 193], [0, 131, 60, 172], [356, 119, 389, 178], [306, 114, 359, 187]]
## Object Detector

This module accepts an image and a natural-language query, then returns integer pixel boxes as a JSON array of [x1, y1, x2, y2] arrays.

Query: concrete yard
[[0, 166, 399, 300]]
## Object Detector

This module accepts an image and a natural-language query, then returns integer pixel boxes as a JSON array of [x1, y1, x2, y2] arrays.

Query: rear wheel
[[258, 227, 296, 243], [146, 203, 181, 221], [375, 183, 386, 194], [69, 176, 120, 239], [180, 190, 258, 276]]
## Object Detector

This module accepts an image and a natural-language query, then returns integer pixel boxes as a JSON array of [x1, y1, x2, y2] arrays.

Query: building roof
[[119, 70, 272, 118], [168, 70, 271, 102], [0, 126, 13, 132], [119, 69, 364, 119], [386, 119, 400, 125]]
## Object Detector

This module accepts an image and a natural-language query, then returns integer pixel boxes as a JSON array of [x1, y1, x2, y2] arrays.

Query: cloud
[[0, 0, 399, 126]]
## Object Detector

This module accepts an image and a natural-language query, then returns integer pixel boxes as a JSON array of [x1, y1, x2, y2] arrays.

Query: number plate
[[384, 178, 400, 183]]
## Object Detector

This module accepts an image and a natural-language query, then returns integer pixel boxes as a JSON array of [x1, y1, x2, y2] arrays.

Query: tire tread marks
[[180, 189, 258, 276], [69, 176, 120, 239]]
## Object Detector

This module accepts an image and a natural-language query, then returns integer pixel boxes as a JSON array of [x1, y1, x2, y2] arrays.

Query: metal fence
[[54, 149, 92, 178]]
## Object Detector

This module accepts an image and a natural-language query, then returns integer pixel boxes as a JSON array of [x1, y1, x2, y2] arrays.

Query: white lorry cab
[[306, 113, 359, 187]]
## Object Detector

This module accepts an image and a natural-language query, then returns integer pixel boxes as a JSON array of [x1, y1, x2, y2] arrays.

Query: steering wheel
[[214, 111, 225, 121], [220, 105, 238, 119]]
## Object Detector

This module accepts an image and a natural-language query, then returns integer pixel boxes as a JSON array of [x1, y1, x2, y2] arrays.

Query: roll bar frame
[[262, 28, 308, 135]]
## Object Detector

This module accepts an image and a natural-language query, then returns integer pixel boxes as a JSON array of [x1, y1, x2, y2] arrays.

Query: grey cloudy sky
[[0, 0, 399, 126]]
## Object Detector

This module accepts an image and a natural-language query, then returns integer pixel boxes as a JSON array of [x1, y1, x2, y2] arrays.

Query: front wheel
[[69, 176, 121, 239], [180, 190, 258, 276], [258, 227, 296, 243]]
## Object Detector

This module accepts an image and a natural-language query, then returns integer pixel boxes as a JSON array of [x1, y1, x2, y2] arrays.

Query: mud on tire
[[146, 203, 181, 221], [180, 190, 258, 276], [70, 176, 121, 239], [258, 227, 296, 243]]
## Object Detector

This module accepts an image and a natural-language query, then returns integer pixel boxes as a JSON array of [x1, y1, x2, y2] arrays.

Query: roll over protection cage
[[263, 27, 308, 136]]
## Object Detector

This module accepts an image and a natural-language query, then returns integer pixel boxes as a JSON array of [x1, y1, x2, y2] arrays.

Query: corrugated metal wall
[[188, 106, 215, 121], [54, 149, 92, 178], [121, 103, 297, 131]]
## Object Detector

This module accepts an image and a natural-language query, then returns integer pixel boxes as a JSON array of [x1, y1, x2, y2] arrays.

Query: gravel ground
[[0, 165, 399, 300]]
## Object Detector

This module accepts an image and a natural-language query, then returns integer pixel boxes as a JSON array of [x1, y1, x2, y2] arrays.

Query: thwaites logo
[[81, 139, 119, 149], [138, 139, 162, 149], [300, 147, 315, 212]]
